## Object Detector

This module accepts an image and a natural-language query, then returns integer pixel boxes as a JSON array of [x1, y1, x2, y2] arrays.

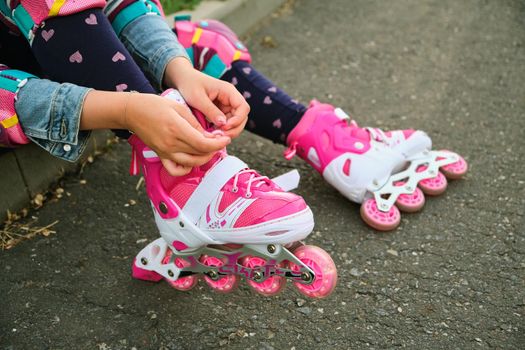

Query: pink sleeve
[[0, 65, 32, 147]]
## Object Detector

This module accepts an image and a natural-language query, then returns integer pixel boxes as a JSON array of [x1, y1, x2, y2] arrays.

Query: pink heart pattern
[[272, 119, 282, 129], [69, 51, 83, 63], [115, 83, 128, 92], [263, 96, 272, 104], [85, 14, 98, 25], [242, 91, 251, 99], [112, 51, 126, 62], [41, 29, 54, 42], [242, 67, 252, 75], [268, 86, 277, 93], [231, 77, 238, 85]]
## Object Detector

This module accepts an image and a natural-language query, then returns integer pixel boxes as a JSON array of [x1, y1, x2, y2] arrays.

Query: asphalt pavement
[[1, 0, 524, 349]]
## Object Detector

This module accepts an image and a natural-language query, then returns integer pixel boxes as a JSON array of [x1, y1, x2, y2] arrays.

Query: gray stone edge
[[0, 0, 285, 221]]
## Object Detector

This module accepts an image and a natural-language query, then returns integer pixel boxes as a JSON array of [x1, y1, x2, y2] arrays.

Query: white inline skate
[[130, 90, 337, 298], [284, 101, 468, 231]]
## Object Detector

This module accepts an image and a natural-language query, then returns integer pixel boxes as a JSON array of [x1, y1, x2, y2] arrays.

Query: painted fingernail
[[217, 116, 226, 125]]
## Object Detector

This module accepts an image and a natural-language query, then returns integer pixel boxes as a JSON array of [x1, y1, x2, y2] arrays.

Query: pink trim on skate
[[343, 159, 351, 176], [131, 258, 163, 282], [128, 135, 180, 220], [384, 129, 415, 140], [172, 241, 188, 251]]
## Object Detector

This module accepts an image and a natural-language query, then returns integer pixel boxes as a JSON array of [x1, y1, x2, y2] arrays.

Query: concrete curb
[[0, 0, 285, 221]]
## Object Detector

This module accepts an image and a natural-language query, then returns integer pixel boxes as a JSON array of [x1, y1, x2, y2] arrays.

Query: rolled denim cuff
[[119, 14, 190, 90], [15, 79, 92, 162]]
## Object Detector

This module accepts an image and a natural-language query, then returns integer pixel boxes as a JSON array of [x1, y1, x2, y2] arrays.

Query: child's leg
[[28, 9, 156, 138], [172, 19, 469, 231], [220, 61, 307, 144], [0, 22, 42, 76], [30, 9, 155, 95]]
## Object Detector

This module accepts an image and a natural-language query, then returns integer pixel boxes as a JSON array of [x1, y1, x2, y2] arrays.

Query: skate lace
[[231, 170, 270, 197], [213, 150, 271, 197]]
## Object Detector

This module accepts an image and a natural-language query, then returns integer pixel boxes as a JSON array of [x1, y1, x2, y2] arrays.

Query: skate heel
[[131, 259, 163, 282]]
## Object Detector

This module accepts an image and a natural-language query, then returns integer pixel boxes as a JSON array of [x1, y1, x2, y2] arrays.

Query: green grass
[[160, 0, 202, 14]]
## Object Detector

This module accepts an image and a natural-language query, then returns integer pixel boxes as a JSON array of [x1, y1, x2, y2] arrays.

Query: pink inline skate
[[130, 90, 337, 298], [284, 101, 468, 231]]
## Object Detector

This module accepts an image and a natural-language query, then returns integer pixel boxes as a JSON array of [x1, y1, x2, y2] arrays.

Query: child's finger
[[169, 151, 217, 168], [222, 116, 247, 139], [222, 114, 247, 131], [195, 95, 227, 127], [179, 126, 231, 154], [161, 158, 192, 176], [167, 100, 205, 132], [218, 83, 250, 120]]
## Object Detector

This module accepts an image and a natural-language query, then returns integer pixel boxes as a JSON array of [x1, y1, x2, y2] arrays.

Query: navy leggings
[[0, 9, 306, 144], [221, 61, 307, 144]]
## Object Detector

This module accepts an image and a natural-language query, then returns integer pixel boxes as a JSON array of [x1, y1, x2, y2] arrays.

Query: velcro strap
[[334, 107, 351, 121], [183, 156, 248, 224], [271, 170, 300, 192]]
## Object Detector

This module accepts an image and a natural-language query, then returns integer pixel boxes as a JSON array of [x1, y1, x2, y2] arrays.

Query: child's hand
[[164, 57, 250, 139], [125, 93, 231, 174]]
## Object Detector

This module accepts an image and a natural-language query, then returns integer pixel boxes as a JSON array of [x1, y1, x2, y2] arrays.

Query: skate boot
[[129, 90, 337, 298], [284, 101, 468, 231]]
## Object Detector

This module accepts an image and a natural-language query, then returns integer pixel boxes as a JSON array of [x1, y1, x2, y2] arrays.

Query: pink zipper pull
[[283, 141, 298, 160]]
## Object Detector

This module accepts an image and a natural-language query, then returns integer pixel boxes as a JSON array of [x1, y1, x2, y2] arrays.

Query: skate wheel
[[395, 187, 425, 213], [200, 255, 239, 293], [160, 250, 198, 291], [289, 245, 337, 298], [418, 171, 448, 196], [241, 256, 286, 297], [440, 152, 468, 179], [360, 198, 401, 231], [167, 257, 199, 291]]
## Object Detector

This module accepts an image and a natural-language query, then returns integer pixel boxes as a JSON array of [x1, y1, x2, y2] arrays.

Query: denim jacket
[[1, 1, 188, 161]]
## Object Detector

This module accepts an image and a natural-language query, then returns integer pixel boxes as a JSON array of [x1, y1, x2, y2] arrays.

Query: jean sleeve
[[15, 78, 92, 162], [105, 1, 190, 90]]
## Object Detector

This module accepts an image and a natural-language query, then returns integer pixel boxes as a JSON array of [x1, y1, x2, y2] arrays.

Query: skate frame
[[370, 150, 460, 212]]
